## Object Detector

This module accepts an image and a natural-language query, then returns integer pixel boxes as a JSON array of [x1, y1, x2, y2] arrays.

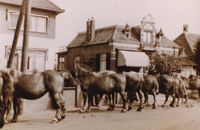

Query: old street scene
[[0, 0, 200, 130]]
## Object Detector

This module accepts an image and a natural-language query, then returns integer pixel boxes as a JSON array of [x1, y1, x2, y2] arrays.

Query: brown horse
[[7, 70, 76, 123], [77, 66, 127, 112], [0, 72, 5, 128], [142, 74, 159, 109], [158, 74, 188, 107], [123, 71, 143, 111]]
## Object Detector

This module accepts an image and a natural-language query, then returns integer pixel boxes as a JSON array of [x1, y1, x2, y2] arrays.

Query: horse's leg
[[5, 98, 12, 123], [119, 91, 127, 113], [176, 95, 180, 107], [152, 91, 157, 109], [162, 92, 169, 107], [198, 89, 200, 102], [127, 92, 134, 111], [86, 94, 92, 112], [111, 92, 115, 109], [137, 90, 143, 111], [11, 97, 18, 122], [107, 94, 112, 111], [143, 91, 149, 107], [169, 95, 176, 107], [50, 92, 66, 121], [80, 92, 87, 113]]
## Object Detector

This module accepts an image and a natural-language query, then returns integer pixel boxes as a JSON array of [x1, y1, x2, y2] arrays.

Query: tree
[[149, 52, 181, 75]]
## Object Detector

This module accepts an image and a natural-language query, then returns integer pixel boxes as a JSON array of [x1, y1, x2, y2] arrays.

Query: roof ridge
[[77, 25, 119, 34]]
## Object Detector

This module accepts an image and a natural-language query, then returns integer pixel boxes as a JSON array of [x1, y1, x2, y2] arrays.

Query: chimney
[[86, 17, 95, 42], [90, 17, 95, 41], [183, 24, 188, 33], [86, 18, 91, 41]]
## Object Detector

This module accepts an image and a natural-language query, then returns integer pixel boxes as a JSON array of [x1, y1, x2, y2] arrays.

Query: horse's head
[[60, 71, 78, 87]]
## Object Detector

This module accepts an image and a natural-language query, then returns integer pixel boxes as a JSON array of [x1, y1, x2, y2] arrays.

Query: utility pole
[[21, 0, 31, 72], [7, 0, 26, 68]]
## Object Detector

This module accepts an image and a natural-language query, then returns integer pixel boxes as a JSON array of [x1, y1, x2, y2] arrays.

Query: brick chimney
[[86, 17, 95, 41], [183, 24, 188, 33]]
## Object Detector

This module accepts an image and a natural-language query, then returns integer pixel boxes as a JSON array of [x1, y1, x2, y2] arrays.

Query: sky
[[51, 0, 200, 47]]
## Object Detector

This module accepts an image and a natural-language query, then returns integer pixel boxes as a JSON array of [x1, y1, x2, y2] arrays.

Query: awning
[[117, 51, 150, 67]]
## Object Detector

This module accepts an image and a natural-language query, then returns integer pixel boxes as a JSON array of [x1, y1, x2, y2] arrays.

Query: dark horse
[[142, 74, 159, 109], [77, 66, 127, 112], [188, 75, 200, 100], [8, 70, 76, 123], [158, 74, 188, 107]]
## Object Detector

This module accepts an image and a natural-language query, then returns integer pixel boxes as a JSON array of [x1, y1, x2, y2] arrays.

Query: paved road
[[2, 95, 200, 130]]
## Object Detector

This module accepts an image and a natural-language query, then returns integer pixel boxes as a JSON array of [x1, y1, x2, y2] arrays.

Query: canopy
[[117, 51, 150, 67]]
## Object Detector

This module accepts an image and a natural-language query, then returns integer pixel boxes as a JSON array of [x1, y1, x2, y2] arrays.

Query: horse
[[0, 98, 5, 128], [76, 66, 127, 112], [158, 74, 188, 107], [0, 73, 5, 128], [0, 70, 14, 124], [188, 75, 200, 100], [142, 74, 159, 109], [123, 71, 144, 111], [7, 69, 76, 123]]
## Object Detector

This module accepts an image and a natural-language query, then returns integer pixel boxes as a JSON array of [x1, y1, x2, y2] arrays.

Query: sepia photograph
[[0, 0, 200, 130]]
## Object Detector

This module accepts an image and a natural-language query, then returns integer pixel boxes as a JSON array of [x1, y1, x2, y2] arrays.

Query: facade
[[58, 15, 179, 73], [174, 25, 199, 76], [0, 0, 64, 72]]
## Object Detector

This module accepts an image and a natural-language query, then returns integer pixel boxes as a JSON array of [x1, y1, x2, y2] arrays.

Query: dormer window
[[143, 31, 152, 44], [123, 24, 131, 38]]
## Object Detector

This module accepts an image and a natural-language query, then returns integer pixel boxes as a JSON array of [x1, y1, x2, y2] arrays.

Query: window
[[100, 54, 107, 71], [8, 10, 48, 33], [143, 31, 152, 44], [74, 56, 80, 70], [30, 15, 48, 33], [6, 46, 47, 71]]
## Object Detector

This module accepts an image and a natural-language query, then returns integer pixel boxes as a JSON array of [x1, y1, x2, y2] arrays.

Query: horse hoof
[[127, 107, 132, 111], [86, 109, 91, 113], [107, 107, 112, 111], [11, 119, 17, 123], [161, 104, 166, 107], [146, 103, 151, 107], [61, 115, 66, 120], [137, 108, 142, 112], [169, 104, 175, 107], [152, 106, 157, 109], [152, 104, 157, 109], [79, 109, 86, 113], [50, 118, 59, 124], [121, 109, 127, 113]]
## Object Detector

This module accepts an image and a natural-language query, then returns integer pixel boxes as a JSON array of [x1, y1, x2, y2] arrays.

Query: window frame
[[8, 10, 49, 34]]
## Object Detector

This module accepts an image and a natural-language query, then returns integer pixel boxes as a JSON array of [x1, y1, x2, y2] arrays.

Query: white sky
[[51, 0, 200, 47]]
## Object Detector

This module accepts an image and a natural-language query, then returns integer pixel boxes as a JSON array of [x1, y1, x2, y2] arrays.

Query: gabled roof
[[0, 0, 64, 13], [174, 33, 200, 56], [160, 36, 180, 48], [67, 25, 140, 48]]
